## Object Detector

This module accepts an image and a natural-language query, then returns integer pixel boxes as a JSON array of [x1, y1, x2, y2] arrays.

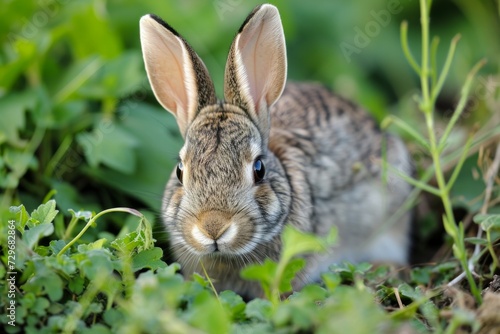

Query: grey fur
[[140, 5, 413, 298]]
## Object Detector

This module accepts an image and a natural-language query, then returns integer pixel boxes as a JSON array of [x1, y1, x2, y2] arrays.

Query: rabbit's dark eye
[[176, 162, 184, 184], [253, 159, 265, 183]]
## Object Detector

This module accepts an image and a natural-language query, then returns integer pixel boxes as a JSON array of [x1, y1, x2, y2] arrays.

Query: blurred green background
[[1, 0, 499, 229]]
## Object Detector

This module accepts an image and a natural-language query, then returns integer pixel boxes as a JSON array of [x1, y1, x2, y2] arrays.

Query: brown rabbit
[[140, 4, 413, 298]]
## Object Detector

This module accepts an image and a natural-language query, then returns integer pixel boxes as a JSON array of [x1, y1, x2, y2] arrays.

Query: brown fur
[[140, 5, 413, 298]]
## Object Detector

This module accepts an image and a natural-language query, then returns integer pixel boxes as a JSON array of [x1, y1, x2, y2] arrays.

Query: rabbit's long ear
[[224, 4, 287, 134], [140, 14, 217, 137]]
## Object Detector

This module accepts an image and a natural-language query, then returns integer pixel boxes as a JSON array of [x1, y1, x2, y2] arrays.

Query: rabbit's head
[[140, 5, 289, 261]]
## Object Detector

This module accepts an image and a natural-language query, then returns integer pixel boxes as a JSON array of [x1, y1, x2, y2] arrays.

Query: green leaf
[[185, 290, 230, 334], [49, 240, 67, 255], [28, 200, 59, 227], [321, 272, 342, 291], [22, 260, 64, 302], [67, 5, 122, 59], [103, 308, 124, 328], [282, 225, 336, 262], [192, 273, 210, 288], [79, 250, 115, 280], [279, 258, 306, 293], [68, 275, 85, 295], [132, 248, 167, 272], [219, 290, 246, 321], [0, 89, 37, 146], [79, 51, 144, 98], [398, 284, 439, 326], [273, 285, 329, 330], [240, 259, 277, 295], [23, 223, 54, 249], [9, 204, 29, 233], [81, 324, 113, 334], [464, 237, 489, 245], [316, 287, 389, 334], [83, 103, 182, 210], [245, 298, 273, 322], [31, 297, 50, 317], [474, 214, 500, 231], [111, 214, 155, 255], [76, 124, 139, 174], [77, 238, 107, 252], [68, 209, 93, 222], [3, 148, 38, 188]]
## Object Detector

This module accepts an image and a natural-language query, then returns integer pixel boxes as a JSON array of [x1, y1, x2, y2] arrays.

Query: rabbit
[[139, 4, 413, 299]]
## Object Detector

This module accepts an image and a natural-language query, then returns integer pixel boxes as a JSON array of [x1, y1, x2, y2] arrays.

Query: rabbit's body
[[140, 5, 412, 299]]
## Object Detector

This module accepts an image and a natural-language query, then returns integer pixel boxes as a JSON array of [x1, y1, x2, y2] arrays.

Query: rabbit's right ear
[[140, 15, 217, 137]]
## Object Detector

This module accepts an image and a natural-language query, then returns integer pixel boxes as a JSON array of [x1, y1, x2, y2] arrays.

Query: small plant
[[241, 226, 337, 306], [382, 0, 496, 304]]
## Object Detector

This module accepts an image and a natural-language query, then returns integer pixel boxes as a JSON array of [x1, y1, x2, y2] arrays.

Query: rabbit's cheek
[[225, 220, 257, 254]]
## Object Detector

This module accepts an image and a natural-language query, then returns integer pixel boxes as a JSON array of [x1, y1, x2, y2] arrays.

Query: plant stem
[[63, 216, 79, 241], [416, 0, 482, 303], [58, 207, 142, 257], [270, 256, 289, 306], [486, 229, 500, 271], [419, 0, 431, 110], [201, 260, 221, 304], [400, 21, 421, 75]]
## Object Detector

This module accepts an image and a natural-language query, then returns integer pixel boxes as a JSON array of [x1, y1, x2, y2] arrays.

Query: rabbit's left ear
[[224, 4, 287, 134]]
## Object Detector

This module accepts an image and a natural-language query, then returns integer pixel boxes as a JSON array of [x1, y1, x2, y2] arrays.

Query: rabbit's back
[[269, 82, 412, 268]]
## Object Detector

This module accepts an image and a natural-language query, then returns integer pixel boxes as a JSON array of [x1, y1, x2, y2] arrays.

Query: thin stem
[[486, 228, 500, 273], [58, 207, 141, 257], [63, 216, 79, 241], [432, 35, 461, 102], [270, 256, 289, 306], [486, 229, 500, 270], [200, 260, 221, 304], [444, 318, 461, 334], [400, 21, 421, 75], [54, 58, 102, 104], [416, 0, 481, 304], [382, 115, 430, 149], [44, 135, 73, 177], [420, 0, 431, 111], [386, 163, 441, 196], [430, 36, 440, 88], [446, 133, 475, 192], [438, 59, 487, 151], [63, 274, 106, 334]]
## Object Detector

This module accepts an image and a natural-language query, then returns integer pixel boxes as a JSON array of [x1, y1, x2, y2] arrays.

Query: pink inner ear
[[237, 12, 282, 111], [140, 16, 198, 135]]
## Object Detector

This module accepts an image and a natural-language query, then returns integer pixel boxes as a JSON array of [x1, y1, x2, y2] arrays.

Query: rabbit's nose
[[198, 210, 232, 240]]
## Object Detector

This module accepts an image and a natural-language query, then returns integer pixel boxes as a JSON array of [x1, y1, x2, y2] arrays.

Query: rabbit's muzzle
[[186, 210, 251, 255]]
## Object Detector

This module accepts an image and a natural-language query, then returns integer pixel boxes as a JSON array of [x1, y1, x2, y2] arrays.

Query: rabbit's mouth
[[185, 221, 253, 256]]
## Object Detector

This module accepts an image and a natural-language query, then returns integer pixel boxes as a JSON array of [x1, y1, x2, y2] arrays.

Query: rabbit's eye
[[176, 162, 184, 184], [253, 159, 265, 183]]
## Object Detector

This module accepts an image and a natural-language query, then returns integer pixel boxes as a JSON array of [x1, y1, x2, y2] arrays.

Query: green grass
[[1, 0, 500, 333]]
